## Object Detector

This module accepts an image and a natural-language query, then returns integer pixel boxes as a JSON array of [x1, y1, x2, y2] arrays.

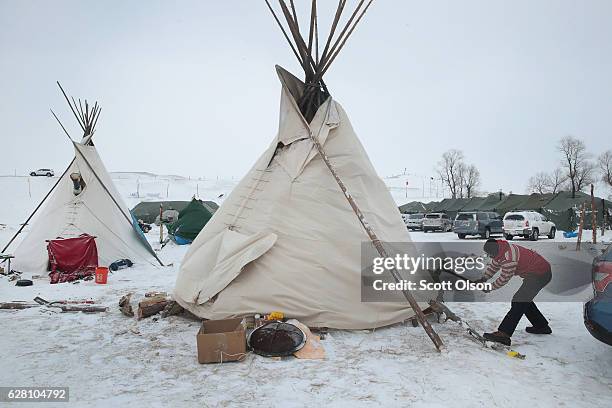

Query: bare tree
[[457, 163, 467, 198], [527, 168, 566, 194], [575, 161, 596, 192], [527, 172, 551, 194], [599, 150, 612, 188], [464, 164, 481, 198], [558, 136, 593, 197], [437, 150, 464, 199], [548, 167, 566, 194]]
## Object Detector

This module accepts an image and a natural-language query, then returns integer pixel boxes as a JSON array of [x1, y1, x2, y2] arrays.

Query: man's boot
[[483, 330, 511, 346], [526, 325, 552, 334]]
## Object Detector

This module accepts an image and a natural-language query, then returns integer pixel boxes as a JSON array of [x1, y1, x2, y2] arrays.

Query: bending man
[[476, 239, 552, 346]]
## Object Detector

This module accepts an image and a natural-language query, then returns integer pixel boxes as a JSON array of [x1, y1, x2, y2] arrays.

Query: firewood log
[[137, 296, 169, 320], [119, 293, 134, 317], [0, 302, 38, 310]]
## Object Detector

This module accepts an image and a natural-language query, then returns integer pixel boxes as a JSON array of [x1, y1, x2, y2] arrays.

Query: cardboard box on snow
[[197, 317, 247, 364]]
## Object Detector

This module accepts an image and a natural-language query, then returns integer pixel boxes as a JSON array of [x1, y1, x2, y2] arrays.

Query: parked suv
[[404, 213, 424, 231], [503, 211, 556, 241], [30, 168, 54, 177], [453, 211, 504, 239], [422, 213, 452, 232]]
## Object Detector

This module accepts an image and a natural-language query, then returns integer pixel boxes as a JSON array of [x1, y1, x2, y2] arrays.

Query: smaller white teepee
[[3, 85, 163, 272]]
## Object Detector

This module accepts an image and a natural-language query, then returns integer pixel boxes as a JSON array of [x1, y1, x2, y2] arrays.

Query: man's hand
[[473, 277, 487, 284]]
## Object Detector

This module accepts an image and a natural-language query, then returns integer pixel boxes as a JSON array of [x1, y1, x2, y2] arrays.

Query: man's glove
[[473, 277, 487, 284]]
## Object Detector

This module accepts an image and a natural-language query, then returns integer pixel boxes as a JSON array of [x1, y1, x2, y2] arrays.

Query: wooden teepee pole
[[603, 198, 607, 237], [591, 184, 597, 244], [309, 102, 444, 351], [159, 204, 164, 244], [576, 203, 585, 251]]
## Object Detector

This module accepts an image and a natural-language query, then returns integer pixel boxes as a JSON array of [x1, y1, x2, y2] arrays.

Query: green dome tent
[[166, 198, 215, 244]]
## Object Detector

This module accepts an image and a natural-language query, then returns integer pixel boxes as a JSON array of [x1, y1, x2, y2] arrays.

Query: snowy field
[[0, 174, 611, 407]]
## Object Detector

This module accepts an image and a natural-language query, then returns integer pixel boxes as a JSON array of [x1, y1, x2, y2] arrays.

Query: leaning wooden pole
[[603, 198, 607, 237], [159, 204, 164, 244], [308, 102, 444, 351], [576, 203, 586, 251], [591, 184, 597, 244]]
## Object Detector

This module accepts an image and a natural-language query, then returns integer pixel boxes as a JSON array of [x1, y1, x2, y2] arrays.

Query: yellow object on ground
[[506, 350, 526, 359], [267, 311, 284, 321]]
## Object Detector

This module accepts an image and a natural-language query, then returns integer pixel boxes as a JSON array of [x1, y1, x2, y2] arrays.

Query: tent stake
[[309, 102, 444, 351]]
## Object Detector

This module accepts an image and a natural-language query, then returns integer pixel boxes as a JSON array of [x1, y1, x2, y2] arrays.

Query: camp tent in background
[[460, 197, 486, 212], [131, 200, 218, 224], [444, 198, 470, 220], [542, 191, 611, 231], [496, 194, 530, 215], [475, 193, 506, 212], [1, 84, 163, 272], [424, 201, 439, 212], [542, 191, 591, 231], [519, 193, 556, 213], [431, 198, 455, 213], [175, 1, 442, 351], [166, 198, 214, 245], [398, 201, 427, 214], [131, 201, 190, 224]]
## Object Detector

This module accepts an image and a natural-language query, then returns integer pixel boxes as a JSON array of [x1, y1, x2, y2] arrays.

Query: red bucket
[[95, 267, 109, 284]]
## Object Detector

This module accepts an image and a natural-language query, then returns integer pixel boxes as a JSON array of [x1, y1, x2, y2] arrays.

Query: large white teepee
[[174, 67, 423, 329], [177, 2, 442, 348], [5, 87, 163, 272]]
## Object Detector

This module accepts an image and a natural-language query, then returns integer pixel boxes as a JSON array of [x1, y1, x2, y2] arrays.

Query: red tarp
[[47, 234, 98, 284]]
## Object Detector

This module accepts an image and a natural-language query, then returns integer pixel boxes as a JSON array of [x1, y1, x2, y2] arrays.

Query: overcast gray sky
[[1, 0, 611, 194]]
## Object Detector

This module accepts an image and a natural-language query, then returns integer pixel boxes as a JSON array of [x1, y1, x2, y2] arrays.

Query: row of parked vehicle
[[402, 210, 557, 240]]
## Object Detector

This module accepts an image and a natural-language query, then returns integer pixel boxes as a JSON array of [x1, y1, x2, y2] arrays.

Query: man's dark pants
[[499, 268, 552, 336]]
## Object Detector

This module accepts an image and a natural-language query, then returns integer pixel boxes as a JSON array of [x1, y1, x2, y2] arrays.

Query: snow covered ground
[[0, 174, 610, 407]]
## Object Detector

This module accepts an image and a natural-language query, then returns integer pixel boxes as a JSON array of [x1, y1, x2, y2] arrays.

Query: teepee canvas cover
[[4, 85, 162, 273], [175, 67, 426, 329]]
